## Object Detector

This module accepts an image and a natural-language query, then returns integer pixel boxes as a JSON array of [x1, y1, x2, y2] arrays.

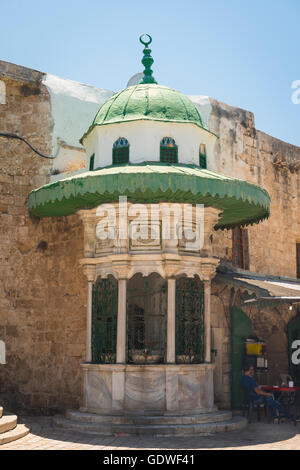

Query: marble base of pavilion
[[53, 363, 247, 435], [81, 363, 215, 415]]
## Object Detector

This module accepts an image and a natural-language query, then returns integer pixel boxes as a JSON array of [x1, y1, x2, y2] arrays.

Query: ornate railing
[[175, 277, 205, 363], [92, 278, 118, 363]]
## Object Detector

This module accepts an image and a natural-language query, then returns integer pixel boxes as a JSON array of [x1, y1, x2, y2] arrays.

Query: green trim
[[28, 162, 270, 230], [231, 307, 253, 408], [89, 154, 95, 171]]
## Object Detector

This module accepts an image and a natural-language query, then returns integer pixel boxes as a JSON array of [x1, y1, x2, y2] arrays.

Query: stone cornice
[[80, 255, 219, 281]]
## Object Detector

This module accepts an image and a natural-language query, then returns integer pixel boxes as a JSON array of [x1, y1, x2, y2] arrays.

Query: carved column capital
[[163, 255, 181, 279], [111, 260, 130, 280], [82, 264, 96, 282], [199, 258, 219, 281]]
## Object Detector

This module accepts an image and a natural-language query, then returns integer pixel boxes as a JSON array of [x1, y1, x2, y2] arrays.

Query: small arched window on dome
[[160, 137, 178, 164], [199, 143, 207, 169], [112, 137, 129, 165]]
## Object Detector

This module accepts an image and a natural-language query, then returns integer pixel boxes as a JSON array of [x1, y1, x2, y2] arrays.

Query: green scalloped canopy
[[80, 84, 205, 143], [28, 163, 270, 230]]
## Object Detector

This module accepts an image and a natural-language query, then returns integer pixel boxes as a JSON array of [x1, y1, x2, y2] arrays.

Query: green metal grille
[[113, 147, 129, 165], [92, 278, 118, 363], [160, 146, 178, 163], [112, 138, 130, 165], [175, 277, 205, 363]]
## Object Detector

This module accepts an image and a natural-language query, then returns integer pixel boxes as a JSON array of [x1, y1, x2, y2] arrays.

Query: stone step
[[66, 409, 233, 426], [0, 414, 17, 434], [0, 424, 30, 445], [53, 415, 247, 436]]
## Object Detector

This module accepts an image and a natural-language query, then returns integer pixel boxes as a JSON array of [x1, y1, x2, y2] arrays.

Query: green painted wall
[[231, 306, 253, 409]]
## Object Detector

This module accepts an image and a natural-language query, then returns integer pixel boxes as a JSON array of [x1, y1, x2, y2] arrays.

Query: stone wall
[[0, 62, 86, 413], [210, 98, 300, 278]]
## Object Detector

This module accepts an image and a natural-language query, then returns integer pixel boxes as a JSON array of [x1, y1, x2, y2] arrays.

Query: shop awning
[[216, 266, 300, 305]]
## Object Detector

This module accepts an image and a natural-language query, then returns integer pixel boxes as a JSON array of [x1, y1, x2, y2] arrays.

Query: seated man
[[240, 364, 296, 424]]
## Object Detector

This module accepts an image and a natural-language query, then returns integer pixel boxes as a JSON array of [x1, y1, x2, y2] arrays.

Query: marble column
[[116, 279, 127, 363], [86, 280, 93, 362], [167, 278, 176, 363], [204, 280, 211, 363]]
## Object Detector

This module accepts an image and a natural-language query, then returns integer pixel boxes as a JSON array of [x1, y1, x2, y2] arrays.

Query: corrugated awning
[[216, 267, 300, 305]]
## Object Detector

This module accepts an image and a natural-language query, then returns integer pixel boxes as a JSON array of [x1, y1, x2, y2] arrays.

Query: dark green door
[[287, 315, 300, 385], [231, 307, 253, 408], [92, 278, 118, 363]]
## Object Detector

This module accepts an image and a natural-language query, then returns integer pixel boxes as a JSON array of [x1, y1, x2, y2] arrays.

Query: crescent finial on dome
[[139, 34, 158, 84]]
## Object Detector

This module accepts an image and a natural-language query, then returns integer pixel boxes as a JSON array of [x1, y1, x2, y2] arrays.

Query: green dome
[[81, 84, 205, 142]]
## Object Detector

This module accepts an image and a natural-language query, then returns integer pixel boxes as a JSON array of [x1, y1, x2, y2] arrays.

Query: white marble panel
[[112, 371, 125, 410], [125, 370, 165, 411], [85, 370, 112, 410], [178, 369, 214, 410], [165, 370, 179, 411]]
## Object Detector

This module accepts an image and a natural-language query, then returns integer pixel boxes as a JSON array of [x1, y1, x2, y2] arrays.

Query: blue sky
[[1, 0, 300, 145]]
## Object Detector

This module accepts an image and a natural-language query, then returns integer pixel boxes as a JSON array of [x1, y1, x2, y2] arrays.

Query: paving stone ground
[[0, 415, 300, 450]]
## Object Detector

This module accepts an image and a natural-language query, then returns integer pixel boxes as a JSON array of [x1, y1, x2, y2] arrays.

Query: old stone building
[[0, 36, 300, 426]]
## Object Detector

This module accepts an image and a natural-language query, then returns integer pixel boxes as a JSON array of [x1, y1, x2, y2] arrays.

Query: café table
[[261, 386, 300, 414]]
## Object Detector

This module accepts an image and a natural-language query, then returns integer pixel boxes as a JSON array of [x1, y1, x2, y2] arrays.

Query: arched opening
[[92, 275, 118, 363], [127, 273, 167, 363], [199, 143, 207, 169], [160, 137, 178, 163], [175, 276, 205, 363], [112, 137, 129, 165]]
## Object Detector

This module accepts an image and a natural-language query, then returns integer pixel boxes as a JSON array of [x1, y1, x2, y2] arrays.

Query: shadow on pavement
[[12, 415, 299, 450]]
